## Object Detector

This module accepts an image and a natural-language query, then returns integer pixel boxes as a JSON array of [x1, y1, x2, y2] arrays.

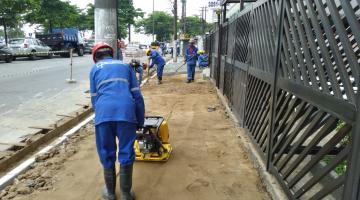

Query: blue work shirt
[[185, 46, 198, 65], [149, 50, 165, 68], [198, 54, 209, 66], [89, 58, 145, 127]]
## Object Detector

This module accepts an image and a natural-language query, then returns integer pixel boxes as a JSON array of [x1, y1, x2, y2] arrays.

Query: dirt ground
[[1, 74, 270, 200]]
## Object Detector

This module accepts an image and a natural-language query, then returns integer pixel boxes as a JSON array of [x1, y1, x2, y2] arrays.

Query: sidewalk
[[1, 74, 270, 200], [164, 57, 203, 76]]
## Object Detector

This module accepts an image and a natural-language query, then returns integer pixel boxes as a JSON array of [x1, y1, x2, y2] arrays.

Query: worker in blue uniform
[[185, 39, 198, 83], [146, 49, 166, 84], [129, 59, 143, 85], [90, 43, 144, 200], [198, 50, 209, 69]]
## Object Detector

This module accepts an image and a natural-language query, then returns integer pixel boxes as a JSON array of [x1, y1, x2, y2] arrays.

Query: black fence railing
[[205, 0, 360, 199]]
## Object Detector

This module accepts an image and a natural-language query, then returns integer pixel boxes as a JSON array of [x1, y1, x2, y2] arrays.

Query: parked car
[[139, 44, 147, 50], [0, 38, 5, 48], [84, 39, 95, 54], [0, 46, 14, 63], [124, 45, 142, 57], [8, 38, 52, 60]]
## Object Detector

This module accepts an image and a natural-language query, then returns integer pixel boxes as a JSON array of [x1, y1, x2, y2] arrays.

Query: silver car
[[9, 38, 52, 60], [124, 46, 141, 58]]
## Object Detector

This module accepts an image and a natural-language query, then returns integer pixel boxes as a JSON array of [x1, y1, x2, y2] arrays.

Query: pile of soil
[[0, 124, 93, 200]]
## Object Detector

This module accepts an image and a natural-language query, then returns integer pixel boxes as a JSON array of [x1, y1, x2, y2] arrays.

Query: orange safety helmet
[[92, 42, 114, 63]]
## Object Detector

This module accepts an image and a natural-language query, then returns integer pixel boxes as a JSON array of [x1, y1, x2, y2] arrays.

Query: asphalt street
[[0, 56, 92, 113], [0, 55, 93, 150]]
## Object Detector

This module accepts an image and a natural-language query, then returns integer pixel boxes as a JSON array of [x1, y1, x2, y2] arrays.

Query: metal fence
[[205, 0, 360, 199]]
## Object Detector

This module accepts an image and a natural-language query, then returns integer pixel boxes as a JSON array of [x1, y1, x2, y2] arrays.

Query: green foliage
[[0, 0, 143, 40], [6, 26, 25, 38], [77, 4, 94, 31], [335, 160, 347, 175], [25, 0, 81, 32], [336, 120, 346, 131], [76, 3, 95, 30], [135, 11, 173, 42], [322, 120, 350, 176], [0, 0, 35, 41], [66, 1, 144, 39], [0, 0, 34, 26], [118, 0, 144, 39], [183, 16, 212, 37]]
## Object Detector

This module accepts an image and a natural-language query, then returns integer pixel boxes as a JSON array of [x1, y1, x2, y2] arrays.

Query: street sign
[[208, 0, 221, 10]]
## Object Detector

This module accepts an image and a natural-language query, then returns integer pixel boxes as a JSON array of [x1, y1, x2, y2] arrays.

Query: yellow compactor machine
[[134, 116, 172, 161]]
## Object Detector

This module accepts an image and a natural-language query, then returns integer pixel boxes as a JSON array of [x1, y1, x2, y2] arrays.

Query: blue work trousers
[[157, 64, 165, 80], [95, 121, 137, 169], [136, 66, 143, 85], [187, 64, 196, 80]]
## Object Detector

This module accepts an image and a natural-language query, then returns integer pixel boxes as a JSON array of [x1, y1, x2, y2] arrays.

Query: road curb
[[212, 79, 288, 200], [0, 114, 94, 191]]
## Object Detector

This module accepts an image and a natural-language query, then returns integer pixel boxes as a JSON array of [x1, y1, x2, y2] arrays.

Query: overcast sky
[[68, 0, 216, 43], [69, 0, 214, 21]]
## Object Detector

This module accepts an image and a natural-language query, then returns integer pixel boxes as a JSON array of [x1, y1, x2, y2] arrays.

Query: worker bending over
[[129, 59, 144, 85], [90, 43, 145, 200], [146, 49, 166, 84], [198, 50, 209, 69], [185, 39, 198, 83]]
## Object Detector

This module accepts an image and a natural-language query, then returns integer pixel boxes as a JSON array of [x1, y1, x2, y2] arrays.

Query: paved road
[[0, 55, 147, 151], [0, 56, 92, 113]]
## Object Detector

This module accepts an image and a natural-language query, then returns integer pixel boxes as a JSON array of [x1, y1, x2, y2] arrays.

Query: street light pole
[[152, 0, 155, 41]]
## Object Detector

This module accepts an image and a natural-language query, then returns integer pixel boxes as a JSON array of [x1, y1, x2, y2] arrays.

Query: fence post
[[216, 10, 222, 87], [343, 88, 360, 199], [266, 0, 285, 170]]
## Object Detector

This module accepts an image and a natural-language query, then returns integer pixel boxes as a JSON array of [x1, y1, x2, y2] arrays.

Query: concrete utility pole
[[181, 0, 186, 34], [152, 0, 155, 41], [94, 0, 118, 56], [201, 7, 205, 35], [173, 0, 178, 62]]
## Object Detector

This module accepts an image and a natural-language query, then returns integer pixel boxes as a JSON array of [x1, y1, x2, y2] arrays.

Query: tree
[[6, 25, 25, 38], [135, 11, 173, 42], [118, 0, 144, 40], [76, 4, 94, 31], [25, 0, 81, 33], [0, 0, 35, 44], [75, 1, 143, 39], [184, 16, 212, 37]]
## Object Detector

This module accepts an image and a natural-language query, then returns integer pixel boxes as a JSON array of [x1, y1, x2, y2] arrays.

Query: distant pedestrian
[[117, 39, 124, 61], [176, 46, 180, 56], [129, 59, 144, 85], [90, 43, 144, 200], [146, 49, 166, 84], [185, 39, 198, 83], [198, 50, 209, 69]]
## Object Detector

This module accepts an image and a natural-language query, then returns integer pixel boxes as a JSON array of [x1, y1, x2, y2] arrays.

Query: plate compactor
[[134, 116, 173, 161]]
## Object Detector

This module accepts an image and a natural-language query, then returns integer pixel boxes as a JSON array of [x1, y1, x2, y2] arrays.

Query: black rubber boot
[[120, 164, 135, 200], [102, 168, 117, 200]]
